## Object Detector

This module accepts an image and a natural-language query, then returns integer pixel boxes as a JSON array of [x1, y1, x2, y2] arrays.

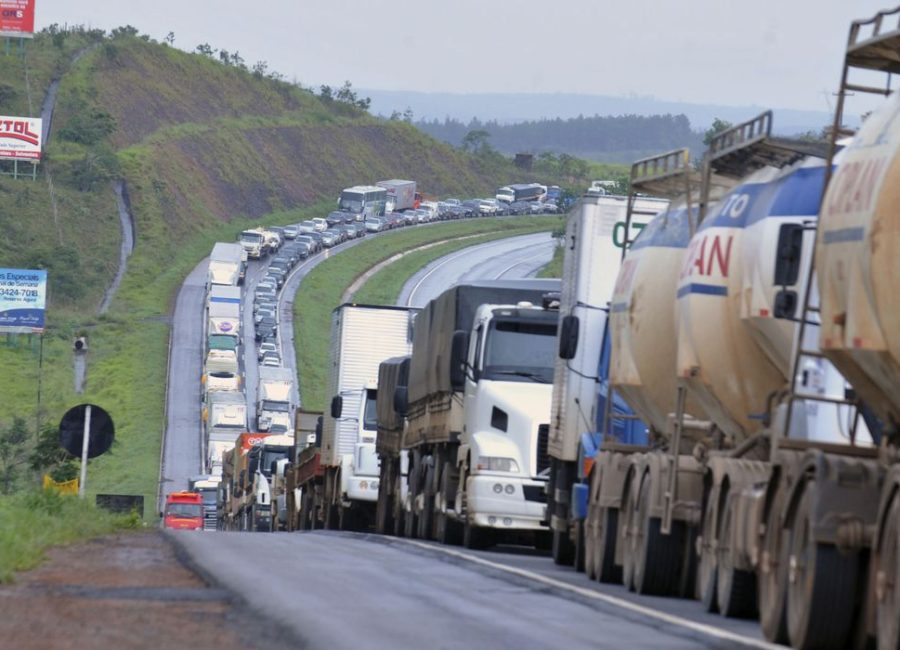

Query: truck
[[202, 349, 241, 395], [373, 355, 411, 535], [257, 366, 295, 434], [380, 280, 561, 548], [376, 179, 419, 212], [544, 192, 668, 567], [296, 304, 416, 531], [202, 390, 247, 473], [206, 285, 241, 317], [207, 303, 241, 346], [218, 432, 271, 531], [239, 227, 266, 259], [208, 242, 246, 288], [162, 491, 204, 530], [224, 432, 294, 532], [285, 409, 324, 531], [496, 183, 546, 203], [188, 475, 221, 530]]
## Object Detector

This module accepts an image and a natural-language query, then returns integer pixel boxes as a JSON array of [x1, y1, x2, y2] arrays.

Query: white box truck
[[296, 304, 416, 531], [376, 179, 418, 212], [257, 366, 295, 434], [208, 242, 246, 288]]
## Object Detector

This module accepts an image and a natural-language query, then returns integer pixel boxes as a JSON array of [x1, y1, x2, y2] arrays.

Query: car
[[285, 242, 310, 260], [326, 211, 346, 227], [365, 217, 383, 233], [461, 199, 481, 216], [542, 201, 560, 213], [528, 201, 545, 214], [327, 228, 347, 244], [269, 259, 291, 273], [294, 235, 319, 254], [351, 222, 367, 237], [255, 308, 276, 325], [508, 201, 531, 215], [281, 224, 299, 239], [298, 220, 317, 234], [257, 341, 278, 361], [477, 199, 498, 216], [444, 198, 461, 206], [320, 230, 340, 247], [254, 300, 276, 315], [265, 269, 286, 288], [306, 232, 325, 249], [339, 224, 360, 239], [255, 289, 276, 302], [255, 317, 277, 341], [261, 350, 281, 366], [311, 217, 328, 232]]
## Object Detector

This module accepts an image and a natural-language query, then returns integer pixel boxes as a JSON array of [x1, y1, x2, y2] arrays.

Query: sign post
[[78, 404, 91, 497]]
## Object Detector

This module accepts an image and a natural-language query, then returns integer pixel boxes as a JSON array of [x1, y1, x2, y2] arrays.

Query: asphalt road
[[398, 231, 557, 307], [172, 531, 730, 650]]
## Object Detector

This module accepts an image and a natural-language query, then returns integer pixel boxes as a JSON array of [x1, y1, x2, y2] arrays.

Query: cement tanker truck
[[577, 9, 900, 650]]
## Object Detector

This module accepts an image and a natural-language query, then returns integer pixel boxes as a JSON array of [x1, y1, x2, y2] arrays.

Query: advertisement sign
[[0, 116, 42, 160], [0, 0, 35, 38], [0, 267, 47, 333]]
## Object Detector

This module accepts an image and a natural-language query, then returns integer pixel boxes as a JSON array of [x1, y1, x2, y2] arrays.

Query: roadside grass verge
[[0, 490, 137, 582], [537, 241, 565, 278], [294, 216, 561, 411]]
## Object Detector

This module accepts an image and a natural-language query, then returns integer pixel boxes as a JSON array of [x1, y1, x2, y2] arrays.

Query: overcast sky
[[36, 0, 891, 112]]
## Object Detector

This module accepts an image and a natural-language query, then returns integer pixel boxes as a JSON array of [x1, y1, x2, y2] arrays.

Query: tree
[[703, 118, 733, 146], [164, 32, 175, 45], [195, 43, 216, 57], [461, 129, 491, 153], [0, 418, 30, 494], [30, 424, 78, 483]]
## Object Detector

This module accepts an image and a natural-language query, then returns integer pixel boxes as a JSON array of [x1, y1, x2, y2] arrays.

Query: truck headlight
[[476, 457, 519, 473]]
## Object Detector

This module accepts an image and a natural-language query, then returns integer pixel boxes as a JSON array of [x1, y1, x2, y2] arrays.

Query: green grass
[[0, 490, 137, 582], [537, 241, 565, 278], [294, 216, 562, 411]]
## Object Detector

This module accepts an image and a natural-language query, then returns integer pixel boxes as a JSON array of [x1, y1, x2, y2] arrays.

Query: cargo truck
[[296, 304, 416, 531], [545, 192, 667, 567], [373, 356, 411, 535], [163, 491, 204, 530], [239, 228, 266, 259], [496, 183, 546, 203], [218, 432, 271, 531], [256, 366, 295, 434], [188, 475, 221, 531], [206, 285, 241, 317], [376, 179, 420, 213], [381, 280, 561, 548], [202, 349, 241, 395], [208, 242, 246, 288], [286, 409, 324, 531], [202, 390, 247, 473]]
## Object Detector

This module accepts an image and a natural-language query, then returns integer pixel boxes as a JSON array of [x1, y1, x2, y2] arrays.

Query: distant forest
[[414, 113, 706, 164]]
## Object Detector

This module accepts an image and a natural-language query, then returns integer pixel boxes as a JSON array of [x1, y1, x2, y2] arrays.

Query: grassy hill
[[0, 26, 551, 504]]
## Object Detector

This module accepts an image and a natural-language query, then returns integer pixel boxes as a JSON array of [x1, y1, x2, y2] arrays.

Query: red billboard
[[0, 0, 35, 38], [0, 116, 42, 160]]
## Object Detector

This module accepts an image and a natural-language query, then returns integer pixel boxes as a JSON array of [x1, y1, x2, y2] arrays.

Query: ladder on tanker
[[781, 8, 900, 448]]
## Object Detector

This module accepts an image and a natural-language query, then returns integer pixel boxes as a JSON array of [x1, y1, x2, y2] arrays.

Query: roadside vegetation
[[294, 216, 562, 410], [0, 489, 138, 582]]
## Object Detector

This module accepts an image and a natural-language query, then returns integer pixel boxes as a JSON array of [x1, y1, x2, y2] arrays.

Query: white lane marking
[[399, 539, 780, 650]]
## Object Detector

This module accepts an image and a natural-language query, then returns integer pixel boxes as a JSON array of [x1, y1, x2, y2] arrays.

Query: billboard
[[0, 115, 42, 160], [0, 268, 47, 333], [0, 0, 35, 38]]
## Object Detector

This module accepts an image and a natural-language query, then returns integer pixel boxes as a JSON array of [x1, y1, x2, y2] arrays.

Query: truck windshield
[[261, 400, 290, 412], [260, 448, 290, 477], [339, 192, 364, 212], [240, 232, 262, 243], [166, 503, 202, 518], [482, 319, 557, 383], [363, 389, 377, 431]]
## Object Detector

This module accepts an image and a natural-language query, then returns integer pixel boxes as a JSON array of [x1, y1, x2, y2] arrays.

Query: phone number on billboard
[[0, 288, 38, 298]]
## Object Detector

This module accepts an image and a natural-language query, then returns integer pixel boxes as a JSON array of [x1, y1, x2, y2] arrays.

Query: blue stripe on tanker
[[629, 206, 694, 251]]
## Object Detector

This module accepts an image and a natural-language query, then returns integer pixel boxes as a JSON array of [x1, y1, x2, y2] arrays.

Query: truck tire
[[716, 493, 756, 618], [787, 481, 859, 649], [435, 460, 462, 545], [375, 461, 392, 536], [632, 472, 684, 596], [588, 506, 621, 584], [392, 470, 405, 537], [418, 458, 435, 541], [876, 492, 900, 650], [698, 488, 719, 612], [549, 460, 575, 566], [463, 518, 494, 550], [759, 484, 790, 644], [620, 473, 640, 591]]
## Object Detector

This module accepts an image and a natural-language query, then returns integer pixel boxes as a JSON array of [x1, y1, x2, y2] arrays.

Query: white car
[[312, 218, 328, 232], [257, 341, 278, 361]]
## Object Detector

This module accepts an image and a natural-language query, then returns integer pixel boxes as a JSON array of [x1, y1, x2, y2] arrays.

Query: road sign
[[59, 403, 114, 458]]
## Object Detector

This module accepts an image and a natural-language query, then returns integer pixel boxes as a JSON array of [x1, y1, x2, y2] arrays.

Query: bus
[[338, 185, 388, 220]]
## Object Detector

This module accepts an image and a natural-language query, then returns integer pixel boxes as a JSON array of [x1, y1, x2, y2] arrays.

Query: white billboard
[[0, 268, 47, 333], [0, 115, 42, 160]]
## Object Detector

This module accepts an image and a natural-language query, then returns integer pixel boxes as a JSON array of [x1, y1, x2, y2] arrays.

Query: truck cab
[[336, 383, 380, 504], [163, 491, 204, 530], [457, 301, 559, 533], [245, 435, 294, 531], [239, 228, 265, 259]]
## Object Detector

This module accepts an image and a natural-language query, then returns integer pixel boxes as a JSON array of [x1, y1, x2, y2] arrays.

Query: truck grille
[[536, 424, 550, 474]]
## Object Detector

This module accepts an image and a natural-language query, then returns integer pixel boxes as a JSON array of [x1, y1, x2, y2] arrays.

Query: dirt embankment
[[0, 531, 298, 650]]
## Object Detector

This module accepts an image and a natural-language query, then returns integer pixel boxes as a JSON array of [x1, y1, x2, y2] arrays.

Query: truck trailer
[[376, 179, 419, 212], [296, 304, 416, 531], [208, 242, 246, 288], [256, 366, 295, 434]]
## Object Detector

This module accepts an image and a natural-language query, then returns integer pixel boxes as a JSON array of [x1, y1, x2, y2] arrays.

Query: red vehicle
[[163, 491, 204, 530]]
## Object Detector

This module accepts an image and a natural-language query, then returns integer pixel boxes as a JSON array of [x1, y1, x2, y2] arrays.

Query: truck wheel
[[392, 470, 405, 537], [339, 505, 358, 532], [435, 460, 462, 545], [876, 492, 900, 650], [375, 463, 392, 536], [584, 503, 598, 580], [633, 472, 684, 596], [418, 459, 435, 541], [698, 488, 720, 612], [549, 460, 575, 566], [590, 507, 621, 584], [463, 518, 493, 550], [759, 484, 790, 643], [299, 491, 309, 531], [716, 493, 757, 618], [620, 474, 640, 590], [786, 481, 859, 649]]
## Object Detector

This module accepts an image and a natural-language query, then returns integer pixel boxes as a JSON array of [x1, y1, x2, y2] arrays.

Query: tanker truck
[[296, 304, 416, 531], [546, 190, 668, 567], [385, 280, 561, 548]]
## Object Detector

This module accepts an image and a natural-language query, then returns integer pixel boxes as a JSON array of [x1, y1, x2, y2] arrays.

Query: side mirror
[[450, 330, 468, 390], [315, 417, 323, 447], [559, 315, 580, 360], [774, 223, 804, 287], [773, 290, 798, 319], [393, 385, 408, 416], [330, 395, 343, 419]]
